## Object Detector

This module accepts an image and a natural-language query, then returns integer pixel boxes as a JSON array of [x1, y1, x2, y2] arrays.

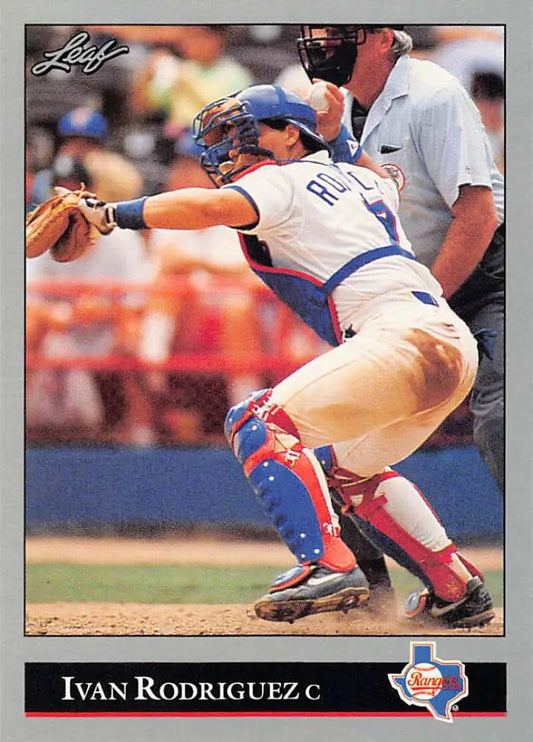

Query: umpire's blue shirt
[[343, 55, 505, 269]]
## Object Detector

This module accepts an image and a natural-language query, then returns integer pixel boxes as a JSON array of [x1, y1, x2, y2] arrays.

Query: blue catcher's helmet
[[192, 84, 329, 185]]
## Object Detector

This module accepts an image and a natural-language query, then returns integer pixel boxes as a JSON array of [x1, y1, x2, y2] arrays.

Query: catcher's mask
[[297, 25, 404, 87], [192, 84, 328, 185]]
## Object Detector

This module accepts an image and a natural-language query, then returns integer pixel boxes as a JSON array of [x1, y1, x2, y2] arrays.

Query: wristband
[[329, 124, 362, 164], [115, 197, 149, 230]]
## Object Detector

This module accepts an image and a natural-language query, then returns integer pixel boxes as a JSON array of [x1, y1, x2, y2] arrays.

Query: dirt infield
[[25, 601, 504, 636], [26, 537, 503, 636]]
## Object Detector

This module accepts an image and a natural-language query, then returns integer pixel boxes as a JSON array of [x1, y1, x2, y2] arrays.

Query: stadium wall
[[25, 445, 503, 541]]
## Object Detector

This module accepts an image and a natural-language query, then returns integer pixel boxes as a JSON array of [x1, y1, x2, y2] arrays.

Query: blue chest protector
[[239, 234, 417, 346]]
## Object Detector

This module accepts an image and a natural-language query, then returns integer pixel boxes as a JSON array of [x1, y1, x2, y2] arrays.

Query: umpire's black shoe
[[254, 563, 370, 623], [404, 576, 495, 628]]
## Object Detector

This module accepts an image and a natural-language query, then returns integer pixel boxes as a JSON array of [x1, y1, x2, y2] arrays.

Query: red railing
[[26, 277, 474, 448], [26, 277, 328, 376]]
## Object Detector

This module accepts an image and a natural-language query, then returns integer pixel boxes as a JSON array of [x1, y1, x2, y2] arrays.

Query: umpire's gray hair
[[390, 29, 413, 59], [369, 27, 413, 60]]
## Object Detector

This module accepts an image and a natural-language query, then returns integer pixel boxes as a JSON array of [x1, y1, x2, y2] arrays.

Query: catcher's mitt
[[26, 185, 101, 263]]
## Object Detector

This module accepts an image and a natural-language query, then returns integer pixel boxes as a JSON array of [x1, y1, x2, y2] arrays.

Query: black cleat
[[405, 576, 495, 628], [254, 563, 370, 623]]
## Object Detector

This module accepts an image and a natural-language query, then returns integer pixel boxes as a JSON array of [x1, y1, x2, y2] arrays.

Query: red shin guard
[[328, 468, 477, 602]]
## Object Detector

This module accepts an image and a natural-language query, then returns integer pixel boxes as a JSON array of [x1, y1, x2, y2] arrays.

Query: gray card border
[[2, 1, 532, 740]]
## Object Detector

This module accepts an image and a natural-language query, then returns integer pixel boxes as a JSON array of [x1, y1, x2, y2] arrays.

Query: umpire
[[296, 25, 504, 600], [297, 25, 504, 491]]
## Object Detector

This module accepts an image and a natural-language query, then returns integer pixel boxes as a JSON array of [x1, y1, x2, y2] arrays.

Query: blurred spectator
[[429, 26, 504, 173], [274, 62, 312, 98], [137, 131, 263, 442], [403, 25, 439, 58], [26, 155, 156, 445], [27, 106, 143, 210], [430, 26, 504, 96], [471, 71, 504, 172], [130, 25, 253, 138]]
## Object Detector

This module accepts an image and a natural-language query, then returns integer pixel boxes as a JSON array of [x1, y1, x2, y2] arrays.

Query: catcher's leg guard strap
[[225, 392, 355, 570], [318, 461, 478, 603], [316, 446, 392, 588]]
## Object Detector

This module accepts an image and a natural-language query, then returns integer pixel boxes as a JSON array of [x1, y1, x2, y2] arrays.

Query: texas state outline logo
[[389, 641, 469, 723]]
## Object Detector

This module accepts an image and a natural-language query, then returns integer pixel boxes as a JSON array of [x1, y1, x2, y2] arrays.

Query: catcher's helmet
[[192, 84, 328, 185], [297, 25, 405, 87]]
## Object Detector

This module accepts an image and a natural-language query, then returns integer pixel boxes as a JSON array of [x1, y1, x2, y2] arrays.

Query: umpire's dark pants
[[449, 224, 505, 493]]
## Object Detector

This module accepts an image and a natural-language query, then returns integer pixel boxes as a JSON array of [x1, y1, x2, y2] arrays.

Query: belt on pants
[[341, 290, 440, 340]]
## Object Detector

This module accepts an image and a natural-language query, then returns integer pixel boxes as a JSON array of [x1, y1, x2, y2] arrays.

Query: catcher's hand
[[307, 79, 345, 142], [78, 197, 117, 235], [26, 185, 102, 262]]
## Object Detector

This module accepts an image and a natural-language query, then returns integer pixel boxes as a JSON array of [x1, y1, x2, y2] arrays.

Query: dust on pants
[[270, 296, 478, 478]]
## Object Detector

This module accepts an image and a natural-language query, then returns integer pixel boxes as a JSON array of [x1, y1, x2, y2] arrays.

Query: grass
[[26, 562, 504, 606]]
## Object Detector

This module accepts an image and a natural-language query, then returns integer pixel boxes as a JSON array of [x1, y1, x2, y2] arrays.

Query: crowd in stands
[[25, 24, 504, 447]]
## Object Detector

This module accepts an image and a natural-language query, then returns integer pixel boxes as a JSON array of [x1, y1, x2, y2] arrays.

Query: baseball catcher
[[53, 84, 494, 628]]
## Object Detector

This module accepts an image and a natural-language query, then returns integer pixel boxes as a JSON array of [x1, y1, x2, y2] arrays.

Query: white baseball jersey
[[225, 150, 442, 344], [342, 55, 505, 268]]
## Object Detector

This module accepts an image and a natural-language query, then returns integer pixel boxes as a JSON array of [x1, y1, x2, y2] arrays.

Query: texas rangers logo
[[389, 642, 468, 723]]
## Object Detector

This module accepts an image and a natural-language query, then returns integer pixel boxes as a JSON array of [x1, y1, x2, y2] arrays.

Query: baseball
[[308, 82, 330, 112]]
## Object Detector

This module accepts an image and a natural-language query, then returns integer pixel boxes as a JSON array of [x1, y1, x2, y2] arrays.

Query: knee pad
[[225, 392, 354, 569], [224, 389, 272, 464]]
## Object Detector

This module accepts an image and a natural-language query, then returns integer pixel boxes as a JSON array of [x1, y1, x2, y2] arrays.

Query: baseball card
[[2, 0, 532, 740]]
